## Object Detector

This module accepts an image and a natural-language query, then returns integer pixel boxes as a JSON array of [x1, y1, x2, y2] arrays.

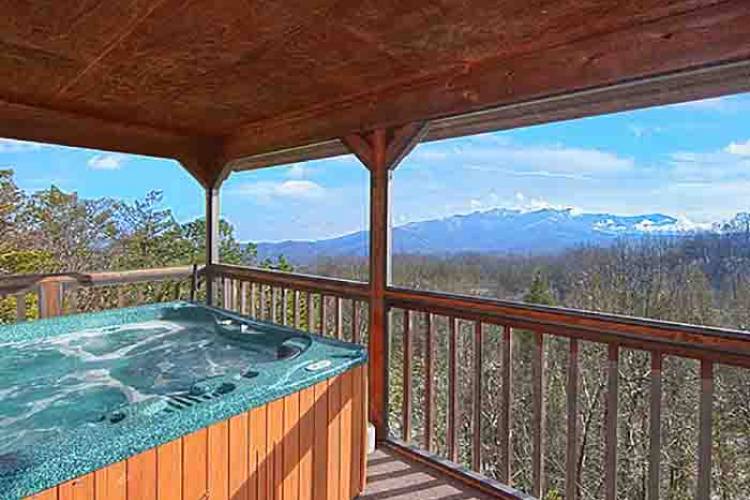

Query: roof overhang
[[1, 0, 748, 185]]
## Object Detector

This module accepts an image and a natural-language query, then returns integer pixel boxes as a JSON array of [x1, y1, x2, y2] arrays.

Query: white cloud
[[0, 138, 44, 153], [513, 192, 575, 213], [88, 154, 125, 170], [286, 164, 307, 179], [628, 124, 665, 138], [669, 147, 750, 183], [725, 139, 750, 157], [232, 180, 326, 201], [410, 139, 634, 177]]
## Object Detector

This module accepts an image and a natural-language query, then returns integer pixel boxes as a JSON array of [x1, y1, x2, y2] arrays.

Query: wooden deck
[[362, 448, 494, 500]]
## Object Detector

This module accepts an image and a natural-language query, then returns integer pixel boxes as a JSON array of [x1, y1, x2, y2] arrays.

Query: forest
[[3, 167, 750, 499], [310, 217, 750, 499]]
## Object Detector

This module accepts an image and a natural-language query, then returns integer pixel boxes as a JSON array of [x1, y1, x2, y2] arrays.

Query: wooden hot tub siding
[[24, 365, 367, 500]]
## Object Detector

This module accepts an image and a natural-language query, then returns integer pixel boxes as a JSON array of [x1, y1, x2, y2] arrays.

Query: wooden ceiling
[[1, 0, 749, 186]]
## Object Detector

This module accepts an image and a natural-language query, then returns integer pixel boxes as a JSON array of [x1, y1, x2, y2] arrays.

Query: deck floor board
[[362, 449, 494, 500]]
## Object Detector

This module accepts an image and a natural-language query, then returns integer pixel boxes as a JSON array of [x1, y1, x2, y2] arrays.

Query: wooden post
[[39, 278, 63, 318], [205, 185, 220, 306], [367, 130, 390, 440], [342, 122, 428, 442]]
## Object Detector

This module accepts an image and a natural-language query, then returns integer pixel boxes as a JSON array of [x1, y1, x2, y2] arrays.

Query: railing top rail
[[209, 263, 369, 299], [0, 265, 201, 296], [386, 286, 750, 367]]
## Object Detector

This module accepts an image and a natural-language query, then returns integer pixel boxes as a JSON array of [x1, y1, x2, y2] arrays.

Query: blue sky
[[3, 93, 750, 242]]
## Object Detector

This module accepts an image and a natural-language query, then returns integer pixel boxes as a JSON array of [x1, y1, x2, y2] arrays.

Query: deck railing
[[210, 264, 750, 500], [208, 264, 369, 344], [384, 288, 750, 499], [4, 263, 750, 499], [0, 266, 201, 321]]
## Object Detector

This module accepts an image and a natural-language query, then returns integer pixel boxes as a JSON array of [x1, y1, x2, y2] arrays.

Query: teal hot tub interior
[[0, 301, 366, 499]]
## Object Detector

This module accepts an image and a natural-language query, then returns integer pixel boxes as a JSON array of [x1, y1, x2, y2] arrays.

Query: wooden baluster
[[280, 288, 288, 326], [320, 295, 328, 336], [117, 288, 126, 308], [604, 344, 619, 500], [271, 287, 278, 323], [14, 293, 26, 321], [259, 284, 267, 320], [500, 325, 512, 484], [447, 317, 458, 462], [306, 291, 314, 332], [241, 281, 249, 315], [335, 297, 343, 339], [697, 359, 713, 500], [648, 352, 662, 500], [249, 283, 257, 318], [223, 278, 232, 310], [352, 300, 361, 343], [473, 321, 483, 471], [402, 310, 413, 442], [532, 331, 545, 498], [566, 339, 579, 500], [174, 281, 182, 300], [425, 312, 435, 452], [294, 290, 301, 328]]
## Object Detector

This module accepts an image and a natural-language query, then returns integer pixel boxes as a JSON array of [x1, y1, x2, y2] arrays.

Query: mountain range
[[254, 208, 709, 264]]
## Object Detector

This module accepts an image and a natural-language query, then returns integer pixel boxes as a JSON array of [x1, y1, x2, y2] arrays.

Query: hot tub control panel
[[305, 359, 332, 371]]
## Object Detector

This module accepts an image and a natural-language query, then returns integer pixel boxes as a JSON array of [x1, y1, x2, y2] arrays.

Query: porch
[[2, 1, 750, 498], [3, 260, 748, 499]]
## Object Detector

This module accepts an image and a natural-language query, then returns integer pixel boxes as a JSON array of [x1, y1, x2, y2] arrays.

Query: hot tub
[[0, 301, 367, 500]]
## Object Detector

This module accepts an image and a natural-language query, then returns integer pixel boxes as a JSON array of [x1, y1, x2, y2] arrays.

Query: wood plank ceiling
[[1, 0, 749, 185]]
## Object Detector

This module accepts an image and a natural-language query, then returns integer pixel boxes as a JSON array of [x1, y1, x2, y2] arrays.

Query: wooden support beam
[[0, 98, 199, 162], [193, 145, 230, 306], [205, 186, 220, 306], [341, 122, 426, 441]]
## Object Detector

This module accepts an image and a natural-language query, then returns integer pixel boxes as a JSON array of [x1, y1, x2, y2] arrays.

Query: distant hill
[[254, 208, 709, 264]]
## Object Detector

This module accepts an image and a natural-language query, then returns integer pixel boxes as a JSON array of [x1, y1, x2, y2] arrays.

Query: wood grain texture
[[2, 0, 749, 180], [267, 398, 284, 500], [283, 392, 300, 500], [340, 370, 354, 499], [58, 473, 94, 500], [313, 380, 330, 500], [228, 414, 249, 500], [183, 429, 208, 500], [327, 375, 342, 500], [22, 369, 368, 500], [157, 440, 182, 500], [386, 286, 750, 368], [249, 405, 268, 500], [208, 420, 229, 500], [299, 386, 315, 500], [226, 1, 750, 160], [127, 448, 157, 500], [96, 461, 126, 500], [27, 489, 58, 500]]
